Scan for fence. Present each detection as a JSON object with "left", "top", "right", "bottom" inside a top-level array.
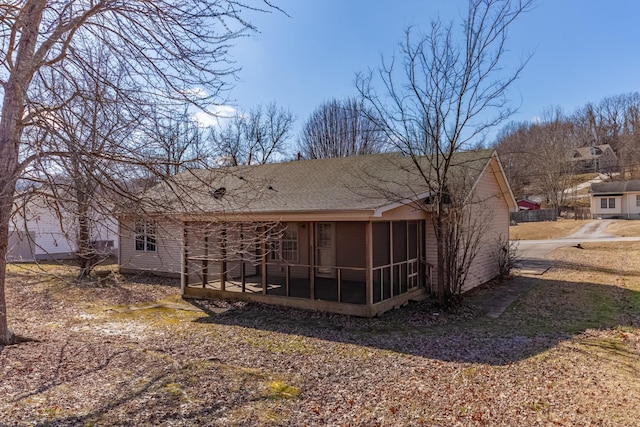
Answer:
[
  {"left": 510, "top": 208, "right": 557, "bottom": 223},
  {"left": 572, "top": 206, "right": 591, "bottom": 220}
]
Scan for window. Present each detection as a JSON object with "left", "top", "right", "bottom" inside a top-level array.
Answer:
[
  {"left": 134, "top": 220, "right": 157, "bottom": 252},
  {"left": 609, "top": 198, "right": 616, "bottom": 209},
  {"left": 636, "top": 195, "right": 640, "bottom": 207},
  {"left": 269, "top": 222, "right": 298, "bottom": 262},
  {"left": 601, "top": 198, "right": 607, "bottom": 209}
]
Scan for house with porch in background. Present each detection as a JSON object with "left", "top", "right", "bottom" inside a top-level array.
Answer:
[
  {"left": 569, "top": 144, "right": 618, "bottom": 173},
  {"left": 118, "top": 149, "right": 516, "bottom": 317}
]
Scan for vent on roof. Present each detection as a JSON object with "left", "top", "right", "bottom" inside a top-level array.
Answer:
[{"left": 211, "top": 187, "right": 226, "bottom": 199}]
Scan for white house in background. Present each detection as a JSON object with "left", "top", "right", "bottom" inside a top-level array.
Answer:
[
  {"left": 590, "top": 180, "right": 640, "bottom": 219},
  {"left": 8, "top": 192, "right": 118, "bottom": 262}
]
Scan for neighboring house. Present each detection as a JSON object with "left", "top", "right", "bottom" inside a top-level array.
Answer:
[
  {"left": 517, "top": 198, "right": 540, "bottom": 211},
  {"left": 590, "top": 180, "right": 640, "bottom": 219},
  {"left": 569, "top": 144, "right": 618, "bottom": 173},
  {"left": 8, "top": 192, "right": 118, "bottom": 262},
  {"left": 118, "top": 149, "right": 516, "bottom": 317}
]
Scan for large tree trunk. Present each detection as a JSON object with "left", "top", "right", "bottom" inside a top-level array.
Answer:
[{"left": 0, "top": 0, "right": 46, "bottom": 346}]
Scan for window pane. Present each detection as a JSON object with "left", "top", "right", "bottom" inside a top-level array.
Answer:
[
  {"left": 609, "top": 198, "right": 615, "bottom": 208},
  {"left": 601, "top": 198, "right": 607, "bottom": 209},
  {"left": 135, "top": 236, "right": 145, "bottom": 251}
]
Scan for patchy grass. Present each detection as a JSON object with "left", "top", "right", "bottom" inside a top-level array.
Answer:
[
  {"left": 2, "top": 250, "right": 640, "bottom": 425},
  {"left": 605, "top": 220, "right": 640, "bottom": 237},
  {"left": 509, "top": 219, "right": 589, "bottom": 240}
]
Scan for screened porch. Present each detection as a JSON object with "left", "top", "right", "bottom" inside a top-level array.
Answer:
[{"left": 181, "top": 219, "right": 430, "bottom": 316}]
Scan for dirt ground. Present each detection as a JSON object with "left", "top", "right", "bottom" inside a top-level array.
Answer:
[{"left": 1, "top": 244, "right": 640, "bottom": 426}]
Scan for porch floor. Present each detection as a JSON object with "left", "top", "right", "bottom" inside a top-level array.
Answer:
[{"left": 187, "top": 274, "right": 367, "bottom": 305}]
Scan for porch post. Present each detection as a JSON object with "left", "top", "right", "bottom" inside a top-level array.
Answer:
[
  {"left": 181, "top": 222, "right": 188, "bottom": 293},
  {"left": 365, "top": 221, "right": 373, "bottom": 306},
  {"left": 202, "top": 229, "right": 208, "bottom": 288},
  {"left": 240, "top": 224, "right": 246, "bottom": 292},
  {"left": 389, "top": 221, "right": 394, "bottom": 299},
  {"left": 261, "top": 225, "right": 267, "bottom": 294},
  {"left": 309, "top": 221, "right": 315, "bottom": 300},
  {"left": 220, "top": 224, "right": 227, "bottom": 291}
]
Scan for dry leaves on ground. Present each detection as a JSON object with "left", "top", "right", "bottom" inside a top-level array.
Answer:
[{"left": 1, "top": 249, "right": 640, "bottom": 426}]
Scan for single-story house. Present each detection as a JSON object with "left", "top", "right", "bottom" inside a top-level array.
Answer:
[
  {"left": 8, "top": 191, "right": 118, "bottom": 262},
  {"left": 569, "top": 144, "right": 618, "bottom": 173},
  {"left": 517, "top": 198, "right": 540, "bottom": 211},
  {"left": 590, "top": 180, "right": 640, "bottom": 219},
  {"left": 118, "top": 149, "right": 516, "bottom": 316}
]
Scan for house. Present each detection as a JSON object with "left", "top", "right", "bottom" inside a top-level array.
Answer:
[
  {"left": 517, "top": 198, "right": 540, "bottom": 211},
  {"left": 118, "top": 149, "right": 516, "bottom": 317},
  {"left": 590, "top": 180, "right": 640, "bottom": 219},
  {"left": 569, "top": 144, "right": 618, "bottom": 173},
  {"left": 8, "top": 191, "right": 118, "bottom": 262}
]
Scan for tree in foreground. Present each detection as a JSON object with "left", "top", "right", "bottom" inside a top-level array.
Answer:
[
  {"left": 297, "top": 97, "right": 386, "bottom": 159},
  {"left": 0, "top": 0, "right": 276, "bottom": 345},
  {"left": 357, "top": 0, "right": 532, "bottom": 305}
]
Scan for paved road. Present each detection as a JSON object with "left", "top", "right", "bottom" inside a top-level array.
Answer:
[{"left": 513, "top": 220, "right": 640, "bottom": 274}]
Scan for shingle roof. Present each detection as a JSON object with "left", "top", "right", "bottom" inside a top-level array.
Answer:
[
  {"left": 570, "top": 144, "right": 614, "bottom": 161},
  {"left": 590, "top": 180, "right": 640, "bottom": 194},
  {"left": 138, "top": 149, "right": 495, "bottom": 215}
]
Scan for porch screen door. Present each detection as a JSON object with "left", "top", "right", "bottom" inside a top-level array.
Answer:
[{"left": 316, "top": 222, "right": 335, "bottom": 278}]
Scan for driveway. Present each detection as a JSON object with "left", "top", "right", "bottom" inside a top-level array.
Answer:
[{"left": 514, "top": 219, "right": 640, "bottom": 274}]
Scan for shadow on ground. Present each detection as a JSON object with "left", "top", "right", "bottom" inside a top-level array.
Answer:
[{"left": 189, "top": 275, "right": 640, "bottom": 366}]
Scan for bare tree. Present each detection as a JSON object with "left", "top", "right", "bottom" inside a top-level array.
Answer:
[
  {"left": 212, "top": 103, "right": 294, "bottom": 165},
  {"left": 0, "top": 0, "right": 276, "bottom": 345},
  {"left": 357, "top": 0, "right": 532, "bottom": 305},
  {"left": 145, "top": 106, "right": 212, "bottom": 178},
  {"left": 297, "top": 97, "right": 386, "bottom": 159}
]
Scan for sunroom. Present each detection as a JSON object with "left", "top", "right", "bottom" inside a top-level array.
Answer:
[{"left": 181, "top": 219, "right": 430, "bottom": 317}]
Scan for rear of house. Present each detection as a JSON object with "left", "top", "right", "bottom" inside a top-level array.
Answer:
[{"left": 118, "top": 150, "right": 516, "bottom": 316}]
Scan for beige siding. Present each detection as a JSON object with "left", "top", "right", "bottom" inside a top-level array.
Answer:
[
  {"left": 119, "top": 217, "right": 182, "bottom": 275},
  {"left": 422, "top": 157, "right": 511, "bottom": 294},
  {"left": 463, "top": 158, "right": 510, "bottom": 291}
]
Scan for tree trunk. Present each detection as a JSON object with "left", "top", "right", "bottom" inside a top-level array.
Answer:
[
  {"left": 434, "top": 210, "right": 446, "bottom": 306},
  {"left": 0, "top": 200, "right": 14, "bottom": 345},
  {"left": 0, "top": 0, "right": 46, "bottom": 345}
]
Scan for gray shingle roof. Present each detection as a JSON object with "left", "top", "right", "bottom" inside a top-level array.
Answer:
[
  {"left": 590, "top": 180, "right": 640, "bottom": 194},
  {"left": 138, "top": 149, "right": 495, "bottom": 215},
  {"left": 570, "top": 144, "right": 613, "bottom": 161}
]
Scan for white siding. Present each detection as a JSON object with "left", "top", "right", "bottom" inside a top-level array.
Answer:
[
  {"left": 119, "top": 217, "right": 182, "bottom": 275},
  {"left": 10, "top": 194, "right": 119, "bottom": 260},
  {"left": 591, "top": 195, "right": 623, "bottom": 216}
]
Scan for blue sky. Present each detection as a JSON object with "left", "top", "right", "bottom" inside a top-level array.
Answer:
[{"left": 213, "top": 0, "right": 640, "bottom": 146}]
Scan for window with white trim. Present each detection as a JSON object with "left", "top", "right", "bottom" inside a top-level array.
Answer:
[
  {"left": 600, "top": 198, "right": 607, "bottom": 209},
  {"left": 636, "top": 195, "right": 640, "bottom": 207},
  {"left": 608, "top": 198, "right": 616, "bottom": 209},
  {"left": 269, "top": 222, "right": 298, "bottom": 262},
  {"left": 134, "top": 220, "right": 157, "bottom": 252}
]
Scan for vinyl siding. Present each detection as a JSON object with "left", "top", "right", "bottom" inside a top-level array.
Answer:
[
  {"left": 119, "top": 217, "right": 182, "bottom": 275},
  {"left": 462, "top": 158, "right": 510, "bottom": 291},
  {"left": 422, "top": 157, "right": 510, "bottom": 293}
]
